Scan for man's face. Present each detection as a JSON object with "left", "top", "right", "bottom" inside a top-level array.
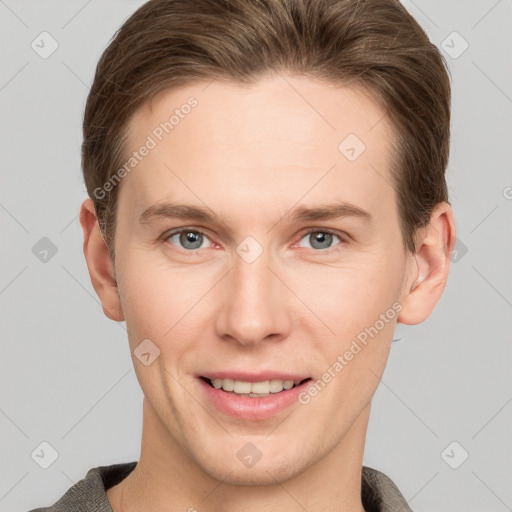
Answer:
[{"left": 113, "top": 73, "right": 416, "bottom": 484}]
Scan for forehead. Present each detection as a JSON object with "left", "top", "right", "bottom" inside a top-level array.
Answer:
[{"left": 119, "top": 73, "right": 396, "bottom": 230}]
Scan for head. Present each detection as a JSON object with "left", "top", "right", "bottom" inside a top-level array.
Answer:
[{"left": 80, "top": 0, "right": 455, "bottom": 486}]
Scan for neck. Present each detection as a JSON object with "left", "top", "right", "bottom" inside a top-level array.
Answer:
[{"left": 108, "top": 398, "right": 370, "bottom": 512}]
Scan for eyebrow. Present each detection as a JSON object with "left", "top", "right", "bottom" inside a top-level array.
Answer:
[{"left": 139, "top": 201, "right": 373, "bottom": 227}]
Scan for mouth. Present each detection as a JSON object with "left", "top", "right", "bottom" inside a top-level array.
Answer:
[
  {"left": 199, "top": 376, "right": 312, "bottom": 397},
  {"left": 197, "top": 374, "right": 314, "bottom": 420}
]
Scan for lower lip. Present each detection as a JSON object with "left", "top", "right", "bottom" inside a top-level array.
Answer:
[{"left": 198, "top": 377, "right": 312, "bottom": 421}]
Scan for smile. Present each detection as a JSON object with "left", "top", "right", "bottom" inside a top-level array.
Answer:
[{"left": 197, "top": 374, "right": 313, "bottom": 420}]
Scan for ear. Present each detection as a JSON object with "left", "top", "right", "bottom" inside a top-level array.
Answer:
[
  {"left": 79, "top": 198, "right": 125, "bottom": 322},
  {"left": 397, "top": 202, "right": 456, "bottom": 325}
]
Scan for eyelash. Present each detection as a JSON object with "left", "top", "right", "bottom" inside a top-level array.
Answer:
[{"left": 161, "top": 227, "right": 347, "bottom": 254}]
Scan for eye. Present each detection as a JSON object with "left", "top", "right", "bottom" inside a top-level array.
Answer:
[
  {"left": 164, "top": 228, "right": 212, "bottom": 251},
  {"left": 162, "top": 227, "right": 346, "bottom": 253},
  {"left": 297, "top": 229, "right": 345, "bottom": 252}
]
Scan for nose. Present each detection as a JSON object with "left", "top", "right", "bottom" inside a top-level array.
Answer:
[{"left": 215, "top": 244, "right": 292, "bottom": 347}]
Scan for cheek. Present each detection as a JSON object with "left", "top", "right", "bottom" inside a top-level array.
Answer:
[
  {"left": 294, "top": 259, "right": 402, "bottom": 339},
  {"left": 117, "top": 255, "right": 215, "bottom": 349},
  {"left": 116, "top": 261, "right": 205, "bottom": 397},
  {"left": 302, "top": 273, "right": 399, "bottom": 418}
]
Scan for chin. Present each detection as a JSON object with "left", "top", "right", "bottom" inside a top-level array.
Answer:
[
  {"left": 190, "top": 437, "right": 316, "bottom": 487},
  {"left": 203, "top": 458, "right": 304, "bottom": 487}
]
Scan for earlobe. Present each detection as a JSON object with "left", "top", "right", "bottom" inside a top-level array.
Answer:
[
  {"left": 79, "top": 198, "right": 125, "bottom": 322},
  {"left": 397, "top": 202, "right": 456, "bottom": 325}
]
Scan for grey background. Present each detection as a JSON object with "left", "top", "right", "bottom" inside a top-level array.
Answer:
[{"left": 1, "top": 1, "right": 511, "bottom": 511}]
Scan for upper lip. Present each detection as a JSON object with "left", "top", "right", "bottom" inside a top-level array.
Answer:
[{"left": 199, "top": 371, "right": 311, "bottom": 383}]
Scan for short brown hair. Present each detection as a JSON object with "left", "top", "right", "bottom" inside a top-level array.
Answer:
[{"left": 82, "top": 0, "right": 451, "bottom": 268}]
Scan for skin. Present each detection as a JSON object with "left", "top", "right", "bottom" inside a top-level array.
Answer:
[{"left": 79, "top": 73, "right": 456, "bottom": 511}]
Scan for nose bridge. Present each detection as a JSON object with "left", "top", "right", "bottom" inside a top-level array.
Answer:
[{"left": 215, "top": 237, "right": 289, "bottom": 345}]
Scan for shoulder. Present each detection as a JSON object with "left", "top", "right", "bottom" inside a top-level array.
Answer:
[
  {"left": 361, "top": 465, "right": 413, "bottom": 512},
  {"left": 27, "top": 461, "right": 137, "bottom": 512}
]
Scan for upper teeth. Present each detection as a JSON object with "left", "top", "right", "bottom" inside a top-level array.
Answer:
[{"left": 210, "top": 378, "right": 300, "bottom": 394}]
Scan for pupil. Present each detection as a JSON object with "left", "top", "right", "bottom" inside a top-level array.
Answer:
[
  {"left": 312, "top": 232, "right": 332, "bottom": 249},
  {"left": 181, "top": 231, "right": 202, "bottom": 249}
]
